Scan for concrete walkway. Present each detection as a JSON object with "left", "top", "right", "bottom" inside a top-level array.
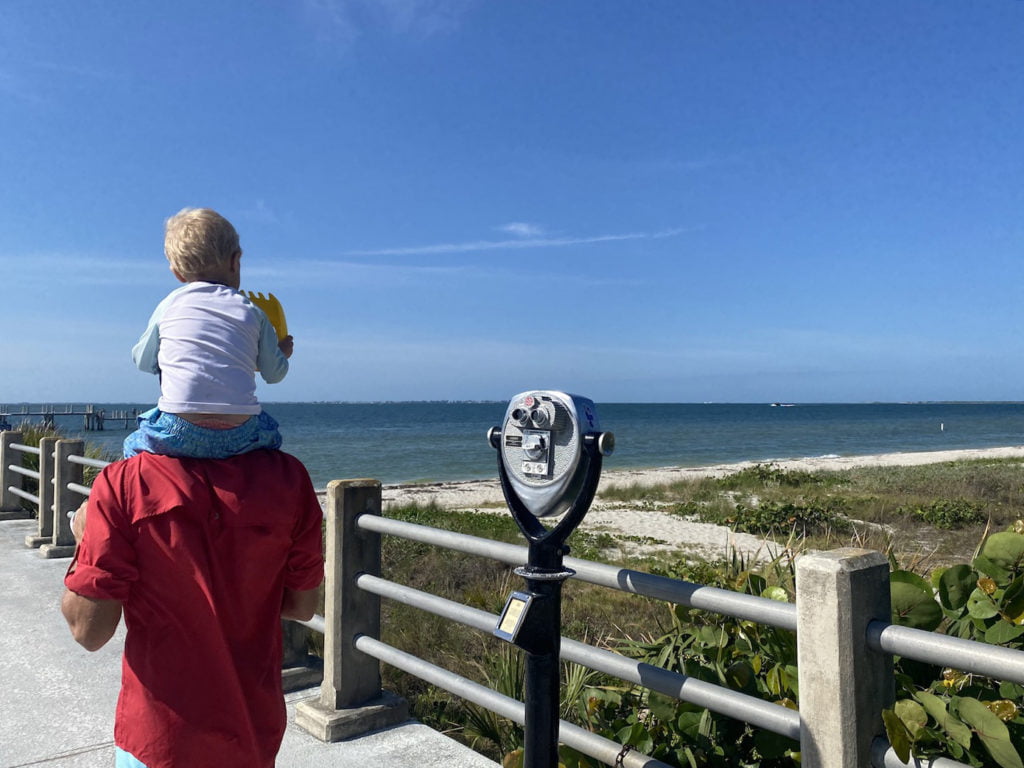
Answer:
[{"left": 0, "top": 518, "right": 497, "bottom": 768}]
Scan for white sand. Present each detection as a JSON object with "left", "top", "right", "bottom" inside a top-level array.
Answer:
[{"left": 341, "top": 446, "right": 1024, "bottom": 562}]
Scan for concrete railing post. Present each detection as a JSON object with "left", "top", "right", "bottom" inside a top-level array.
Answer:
[
  {"left": 796, "top": 548, "right": 894, "bottom": 768},
  {"left": 39, "top": 439, "right": 83, "bottom": 559},
  {"left": 296, "top": 478, "right": 408, "bottom": 741},
  {"left": 25, "top": 436, "right": 59, "bottom": 548},
  {"left": 281, "top": 620, "right": 323, "bottom": 693},
  {"left": 0, "top": 431, "right": 31, "bottom": 519}
]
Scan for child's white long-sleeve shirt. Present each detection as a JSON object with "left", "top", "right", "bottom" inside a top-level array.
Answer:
[{"left": 132, "top": 282, "right": 288, "bottom": 415}]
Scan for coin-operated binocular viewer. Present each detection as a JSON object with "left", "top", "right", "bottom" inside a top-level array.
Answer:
[{"left": 487, "top": 391, "right": 614, "bottom": 768}]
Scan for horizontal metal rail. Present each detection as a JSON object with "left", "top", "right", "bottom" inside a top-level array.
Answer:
[
  {"left": 355, "top": 634, "right": 674, "bottom": 768},
  {"left": 868, "top": 621, "right": 1024, "bottom": 686},
  {"left": 298, "top": 614, "right": 326, "bottom": 635},
  {"left": 356, "top": 573, "right": 801, "bottom": 741},
  {"left": 68, "top": 455, "right": 111, "bottom": 470},
  {"left": 362, "top": 514, "right": 1024, "bottom": 687},
  {"left": 8, "top": 464, "right": 39, "bottom": 480},
  {"left": 66, "top": 483, "right": 92, "bottom": 498},
  {"left": 871, "top": 737, "right": 970, "bottom": 768},
  {"left": 10, "top": 443, "right": 41, "bottom": 456},
  {"left": 566, "top": 557, "right": 797, "bottom": 632},
  {"left": 359, "top": 514, "right": 797, "bottom": 630},
  {"left": 7, "top": 486, "right": 39, "bottom": 504}
]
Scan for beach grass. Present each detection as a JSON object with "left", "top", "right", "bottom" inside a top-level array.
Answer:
[{"left": 598, "top": 457, "right": 1024, "bottom": 565}]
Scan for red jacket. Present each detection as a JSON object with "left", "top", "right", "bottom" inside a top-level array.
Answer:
[{"left": 65, "top": 451, "right": 324, "bottom": 768}]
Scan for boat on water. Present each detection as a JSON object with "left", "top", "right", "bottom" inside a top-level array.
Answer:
[{"left": 770, "top": 403, "right": 796, "bottom": 407}]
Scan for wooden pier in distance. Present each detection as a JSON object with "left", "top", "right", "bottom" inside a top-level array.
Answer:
[{"left": 0, "top": 405, "right": 137, "bottom": 431}]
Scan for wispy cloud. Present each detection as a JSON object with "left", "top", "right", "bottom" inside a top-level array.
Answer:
[
  {"left": 6, "top": 253, "right": 160, "bottom": 287},
  {"left": 239, "top": 199, "right": 280, "bottom": 225},
  {"left": 0, "top": 57, "right": 123, "bottom": 105},
  {"left": 302, "top": 0, "right": 474, "bottom": 47},
  {"left": 497, "top": 222, "right": 545, "bottom": 238},
  {"left": 341, "top": 227, "right": 690, "bottom": 257}
]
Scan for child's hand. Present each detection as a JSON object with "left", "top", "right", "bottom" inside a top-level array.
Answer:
[{"left": 278, "top": 335, "right": 294, "bottom": 359}]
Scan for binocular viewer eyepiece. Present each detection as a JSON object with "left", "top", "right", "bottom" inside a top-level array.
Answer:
[{"left": 488, "top": 391, "right": 614, "bottom": 519}]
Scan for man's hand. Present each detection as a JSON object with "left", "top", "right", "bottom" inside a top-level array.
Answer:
[
  {"left": 281, "top": 586, "right": 319, "bottom": 621},
  {"left": 278, "top": 335, "right": 294, "bottom": 359},
  {"left": 70, "top": 499, "right": 88, "bottom": 543}
]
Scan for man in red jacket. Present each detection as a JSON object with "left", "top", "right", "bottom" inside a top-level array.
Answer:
[{"left": 61, "top": 450, "right": 324, "bottom": 768}]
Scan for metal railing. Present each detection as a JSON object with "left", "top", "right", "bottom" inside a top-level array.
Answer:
[
  {"left": 294, "top": 480, "right": 1024, "bottom": 768},
  {"left": 6, "top": 433, "right": 1023, "bottom": 767}
]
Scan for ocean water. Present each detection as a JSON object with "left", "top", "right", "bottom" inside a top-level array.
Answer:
[{"left": 6, "top": 401, "right": 1024, "bottom": 490}]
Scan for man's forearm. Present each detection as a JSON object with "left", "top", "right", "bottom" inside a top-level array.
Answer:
[
  {"left": 61, "top": 590, "right": 122, "bottom": 651},
  {"left": 281, "top": 586, "right": 319, "bottom": 621}
]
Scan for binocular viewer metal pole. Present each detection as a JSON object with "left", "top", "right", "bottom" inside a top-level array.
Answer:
[{"left": 488, "top": 392, "right": 614, "bottom": 768}]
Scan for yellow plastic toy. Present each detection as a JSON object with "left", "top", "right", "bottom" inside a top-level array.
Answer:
[{"left": 245, "top": 291, "right": 288, "bottom": 341}]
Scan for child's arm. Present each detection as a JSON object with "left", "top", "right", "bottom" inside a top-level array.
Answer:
[
  {"left": 255, "top": 311, "right": 289, "bottom": 384},
  {"left": 131, "top": 316, "right": 161, "bottom": 374},
  {"left": 132, "top": 292, "right": 179, "bottom": 374}
]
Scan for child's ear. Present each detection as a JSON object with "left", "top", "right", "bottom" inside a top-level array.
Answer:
[{"left": 170, "top": 267, "right": 187, "bottom": 283}]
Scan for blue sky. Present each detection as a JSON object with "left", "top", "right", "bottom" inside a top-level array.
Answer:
[{"left": 2, "top": 0, "right": 1022, "bottom": 404}]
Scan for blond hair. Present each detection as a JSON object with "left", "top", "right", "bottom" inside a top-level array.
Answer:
[{"left": 164, "top": 208, "right": 240, "bottom": 282}]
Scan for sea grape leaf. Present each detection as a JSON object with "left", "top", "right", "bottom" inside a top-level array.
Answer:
[
  {"left": 1003, "top": 577, "right": 1024, "bottom": 624},
  {"left": 985, "top": 620, "right": 1024, "bottom": 645},
  {"left": 939, "top": 564, "right": 977, "bottom": 611},
  {"left": 891, "top": 581, "right": 944, "bottom": 630},
  {"left": 676, "top": 710, "right": 703, "bottom": 739},
  {"left": 882, "top": 708, "right": 913, "bottom": 763},
  {"left": 957, "top": 697, "right": 1024, "bottom": 768},
  {"left": 895, "top": 699, "right": 928, "bottom": 737},
  {"left": 762, "top": 586, "right": 789, "bottom": 602},
  {"left": 724, "top": 661, "right": 757, "bottom": 694},
  {"left": 915, "top": 691, "right": 972, "bottom": 748},
  {"left": 967, "top": 588, "right": 1000, "bottom": 620},
  {"left": 982, "top": 533, "right": 1024, "bottom": 574},
  {"left": 648, "top": 691, "right": 679, "bottom": 723},
  {"left": 753, "top": 728, "right": 797, "bottom": 760},
  {"left": 974, "top": 555, "right": 1010, "bottom": 583},
  {"left": 891, "top": 570, "right": 934, "bottom": 593},
  {"left": 999, "top": 682, "right": 1024, "bottom": 701}
]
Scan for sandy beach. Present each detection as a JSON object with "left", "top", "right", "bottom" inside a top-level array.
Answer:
[{"left": 329, "top": 446, "right": 1024, "bottom": 562}]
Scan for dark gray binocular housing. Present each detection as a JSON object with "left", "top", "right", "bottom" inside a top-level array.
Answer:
[{"left": 488, "top": 391, "right": 614, "bottom": 519}]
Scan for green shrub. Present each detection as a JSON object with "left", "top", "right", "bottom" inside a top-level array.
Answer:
[
  {"left": 722, "top": 499, "right": 851, "bottom": 537},
  {"left": 718, "top": 462, "right": 835, "bottom": 490},
  {"left": 885, "top": 523, "right": 1024, "bottom": 768},
  {"left": 906, "top": 499, "right": 987, "bottom": 530}
]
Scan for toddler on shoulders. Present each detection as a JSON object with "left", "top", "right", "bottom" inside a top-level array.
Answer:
[{"left": 124, "top": 207, "right": 294, "bottom": 460}]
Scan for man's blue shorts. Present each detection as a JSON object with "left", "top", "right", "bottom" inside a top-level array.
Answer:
[
  {"left": 123, "top": 407, "right": 282, "bottom": 460},
  {"left": 115, "top": 747, "right": 148, "bottom": 768}
]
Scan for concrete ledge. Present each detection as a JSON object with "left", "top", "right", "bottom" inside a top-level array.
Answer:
[
  {"left": 25, "top": 534, "right": 48, "bottom": 549},
  {"left": 0, "top": 508, "right": 33, "bottom": 521},
  {"left": 38, "top": 543, "right": 76, "bottom": 559},
  {"left": 283, "top": 658, "right": 324, "bottom": 693},
  {"left": 295, "top": 691, "right": 409, "bottom": 742}
]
